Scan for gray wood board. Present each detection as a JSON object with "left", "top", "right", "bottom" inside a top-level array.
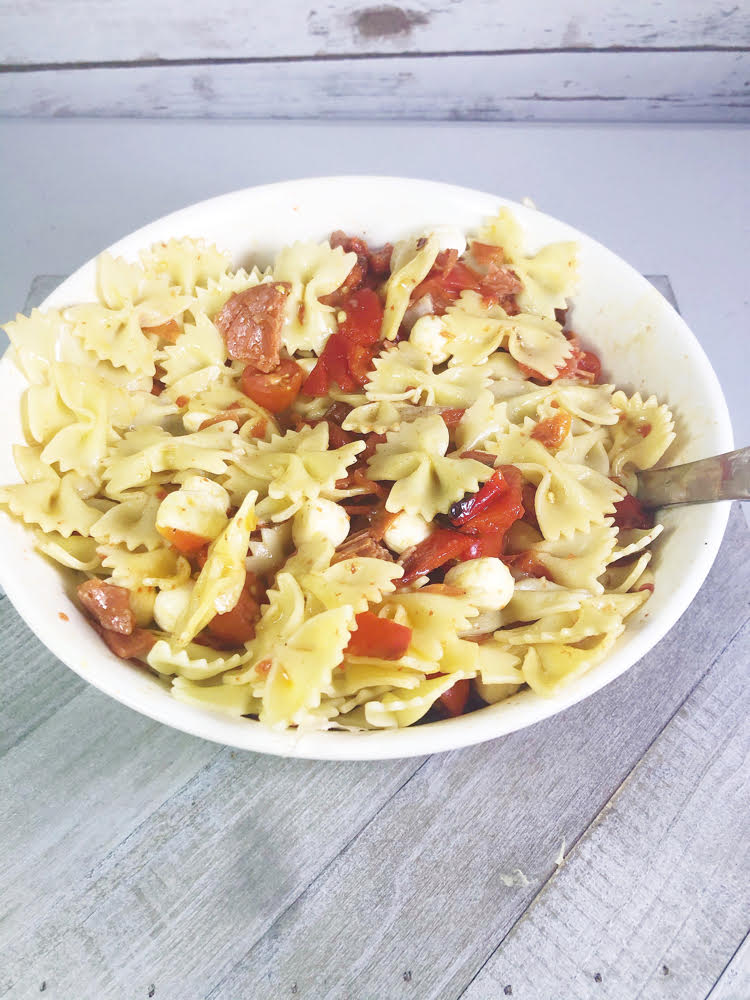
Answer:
[
  {"left": 3, "top": 0, "right": 747, "bottom": 63},
  {"left": 4, "top": 51, "right": 748, "bottom": 121},
  {"left": 0, "top": 506, "right": 746, "bottom": 999}
]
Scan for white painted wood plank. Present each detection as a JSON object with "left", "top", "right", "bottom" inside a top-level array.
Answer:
[
  {"left": 201, "top": 511, "right": 749, "bottom": 1000},
  {"left": 0, "top": 509, "right": 744, "bottom": 999},
  {"left": 1, "top": 0, "right": 746, "bottom": 64},
  {"left": 0, "top": 745, "right": 425, "bottom": 998},
  {"left": 462, "top": 620, "right": 750, "bottom": 1000},
  {"left": 0, "top": 597, "right": 84, "bottom": 755},
  {"left": 3, "top": 51, "right": 748, "bottom": 121},
  {"left": 706, "top": 932, "right": 750, "bottom": 1000}
]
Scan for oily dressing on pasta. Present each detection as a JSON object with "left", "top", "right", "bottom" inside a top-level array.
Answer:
[{"left": 0, "top": 211, "right": 675, "bottom": 732}]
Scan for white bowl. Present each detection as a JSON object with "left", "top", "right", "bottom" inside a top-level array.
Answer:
[{"left": 0, "top": 177, "right": 733, "bottom": 759}]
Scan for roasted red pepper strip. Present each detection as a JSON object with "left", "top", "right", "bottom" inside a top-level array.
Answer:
[
  {"left": 612, "top": 493, "right": 654, "bottom": 530},
  {"left": 345, "top": 611, "right": 412, "bottom": 660},
  {"left": 449, "top": 470, "right": 508, "bottom": 526},
  {"left": 337, "top": 288, "right": 383, "bottom": 345},
  {"left": 303, "top": 290, "right": 384, "bottom": 396},
  {"left": 449, "top": 466, "right": 524, "bottom": 533},
  {"left": 438, "top": 678, "right": 471, "bottom": 717},
  {"left": 530, "top": 410, "right": 572, "bottom": 449},
  {"left": 399, "top": 529, "right": 475, "bottom": 584}
]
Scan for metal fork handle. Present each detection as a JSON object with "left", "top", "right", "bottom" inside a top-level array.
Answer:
[{"left": 636, "top": 446, "right": 750, "bottom": 508}]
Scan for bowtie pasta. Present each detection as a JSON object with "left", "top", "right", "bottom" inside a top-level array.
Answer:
[{"left": 1, "top": 211, "right": 675, "bottom": 731}]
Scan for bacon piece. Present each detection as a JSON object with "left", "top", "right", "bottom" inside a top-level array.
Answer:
[
  {"left": 98, "top": 626, "right": 155, "bottom": 660},
  {"left": 214, "top": 283, "right": 291, "bottom": 372},
  {"left": 78, "top": 579, "right": 135, "bottom": 635},
  {"left": 333, "top": 530, "right": 394, "bottom": 563}
]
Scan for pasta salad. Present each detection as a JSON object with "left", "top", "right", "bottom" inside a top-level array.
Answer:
[{"left": 0, "top": 209, "right": 675, "bottom": 731}]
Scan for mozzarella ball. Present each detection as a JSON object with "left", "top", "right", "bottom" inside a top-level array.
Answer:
[
  {"left": 409, "top": 315, "right": 451, "bottom": 364},
  {"left": 292, "top": 499, "right": 350, "bottom": 549},
  {"left": 156, "top": 476, "right": 230, "bottom": 543},
  {"left": 444, "top": 557, "right": 515, "bottom": 611},
  {"left": 383, "top": 511, "right": 433, "bottom": 555},
  {"left": 153, "top": 582, "right": 194, "bottom": 634}
]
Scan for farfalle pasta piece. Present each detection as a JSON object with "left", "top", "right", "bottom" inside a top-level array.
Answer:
[
  {"left": 555, "top": 424, "right": 611, "bottom": 476},
  {"left": 65, "top": 303, "right": 156, "bottom": 376},
  {"left": 504, "top": 382, "right": 618, "bottom": 426},
  {"left": 529, "top": 521, "right": 618, "bottom": 594},
  {"left": 194, "top": 267, "right": 270, "bottom": 318},
  {"left": 301, "top": 553, "right": 403, "bottom": 614},
  {"left": 0, "top": 445, "right": 100, "bottom": 538},
  {"left": 609, "top": 391, "right": 676, "bottom": 490},
  {"left": 245, "top": 522, "right": 294, "bottom": 577},
  {"left": 172, "top": 490, "right": 258, "bottom": 646},
  {"left": 342, "top": 400, "right": 424, "bottom": 435},
  {"left": 610, "top": 523, "right": 664, "bottom": 561},
  {"left": 159, "top": 312, "right": 227, "bottom": 401},
  {"left": 365, "top": 341, "right": 490, "bottom": 408},
  {"left": 273, "top": 241, "right": 357, "bottom": 354},
  {"left": 521, "top": 633, "right": 620, "bottom": 698},
  {"left": 171, "top": 676, "right": 261, "bottom": 716},
  {"left": 455, "top": 391, "right": 512, "bottom": 452},
  {"left": 260, "top": 606, "right": 356, "bottom": 729},
  {"left": 367, "top": 413, "right": 492, "bottom": 519},
  {"left": 382, "top": 234, "right": 440, "bottom": 341},
  {"left": 90, "top": 490, "right": 163, "bottom": 551},
  {"left": 499, "top": 591, "right": 646, "bottom": 646},
  {"left": 32, "top": 530, "right": 101, "bottom": 572},
  {"left": 139, "top": 238, "right": 231, "bottom": 294},
  {"left": 364, "top": 670, "right": 473, "bottom": 728},
  {"left": 3, "top": 308, "right": 66, "bottom": 384},
  {"left": 229, "top": 422, "right": 363, "bottom": 520},
  {"left": 327, "top": 658, "right": 426, "bottom": 699},
  {"left": 499, "top": 579, "right": 590, "bottom": 627},
  {"left": 102, "top": 422, "right": 236, "bottom": 498},
  {"left": 488, "top": 427, "right": 624, "bottom": 540},
  {"left": 381, "top": 591, "right": 479, "bottom": 662},
  {"left": 98, "top": 545, "right": 191, "bottom": 592},
  {"left": 476, "top": 209, "right": 578, "bottom": 319},
  {"left": 148, "top": 639, "right": 249, "bottom": 680},
  {"left": 181, "top": 382, "right": 275, "bottom": 437}
]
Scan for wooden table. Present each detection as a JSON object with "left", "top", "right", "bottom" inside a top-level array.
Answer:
[{"left": 0, "top": 121, "right": 748, "bottom": 1000}]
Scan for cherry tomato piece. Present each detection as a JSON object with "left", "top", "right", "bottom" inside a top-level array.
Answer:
[
  {"left": 240, "top": 358, "right": 304, "bottom": 414},
  {"left": 345, "top": 611, "right": 412, "bottom": 660},
  {"left": 439, "top": 678, "right": 471, "bottom": 717},
  {"left": 158, "top": 526, "right": 212, "bottom": 557},
  {"left": 205, "top": 575, "right": 261, "bottom": 646}
]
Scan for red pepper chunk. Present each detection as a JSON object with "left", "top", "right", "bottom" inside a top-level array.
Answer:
[
  {"left": 345, "top": 611, "right": 412, "bottom": 660},
  {"left": 531, "top": 410, "right": 572, "bottom": 450},
  {"left": 439, "top": 678, "right": 471, "bottom": 717},
  {"left": 337, "top": 288, "right": 383, "bottom": 345},
  {"left": 449, "top": 466, "right": 524, "bottom": 535},
  {"left": 399, "top": 529, "right": 475, "bottom": 584},
  {"left": 612, "top": 493, "right": 654, "bottom": 530},
  {"left": 303, "top": 289, "right": 383, "bottom": 396}
]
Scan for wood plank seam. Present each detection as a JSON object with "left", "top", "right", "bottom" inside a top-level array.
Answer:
[
  {"left": 453, "top": 607, "right": 750, "bottom": 1000},
  {"left": 2, "top": 44, "right": 748, "bottom": 74},
  {"left": 703, "top": 929, "right": 750, "bottom": 999},
  {"left": 203, "top": 756, "right": 432, "bottom": 1000}
]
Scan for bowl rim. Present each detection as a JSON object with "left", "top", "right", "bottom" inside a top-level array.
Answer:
[{"left": 0, "top": 174, "right": 734, "bottom": 759}]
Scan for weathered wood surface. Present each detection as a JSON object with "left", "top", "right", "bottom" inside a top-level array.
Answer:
[
  {"left": 0, "top": 502, "right": 746, "bottom": 999},
  {"left": 1, "top": 0, "right": 748, "bottom": 121},
  {"left": 3, "top": 51, "right": 748, "bottom": 121},
  {"left": 3, "top": 0, "right": 747, "bottom": 64}
]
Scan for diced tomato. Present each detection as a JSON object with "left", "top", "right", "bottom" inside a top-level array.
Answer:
[
  {"left": 531, "top": 410, "right": 572, "bottom": 449},
  {"left": 399, "top": 529, "right": 474, "bottom": 584},
  {"left": 347, "top": 342, "right": 378, "bottom": 386},
  {"left": 440, "top": 407, "right": 465, "bottom": 430},
  {"left": 612, "top": 493, "right": 654, "bottom": 530},
  {"left": 502, "top": 551, "right": 553, "bottom": 580},
  {"left": 240, "top": 357, "right": 304, "bottom": 414},
  {"left": 438, "top": 678, "right": 471, "bottom": 717},
  {"left": 141, "top": 317, "right": 181, "bottom": 343},
  {"left": 337, "top": 288, "right": 383, "bottom": 345},
  {"left": 205, "top": 574, "right": 262, "bottom": 646},
  {"left": 345, "top": 611, "right": 412, "bottom": 660},
  {"left": 158, "top": 526, "right": 212, "bottom": 557}
]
